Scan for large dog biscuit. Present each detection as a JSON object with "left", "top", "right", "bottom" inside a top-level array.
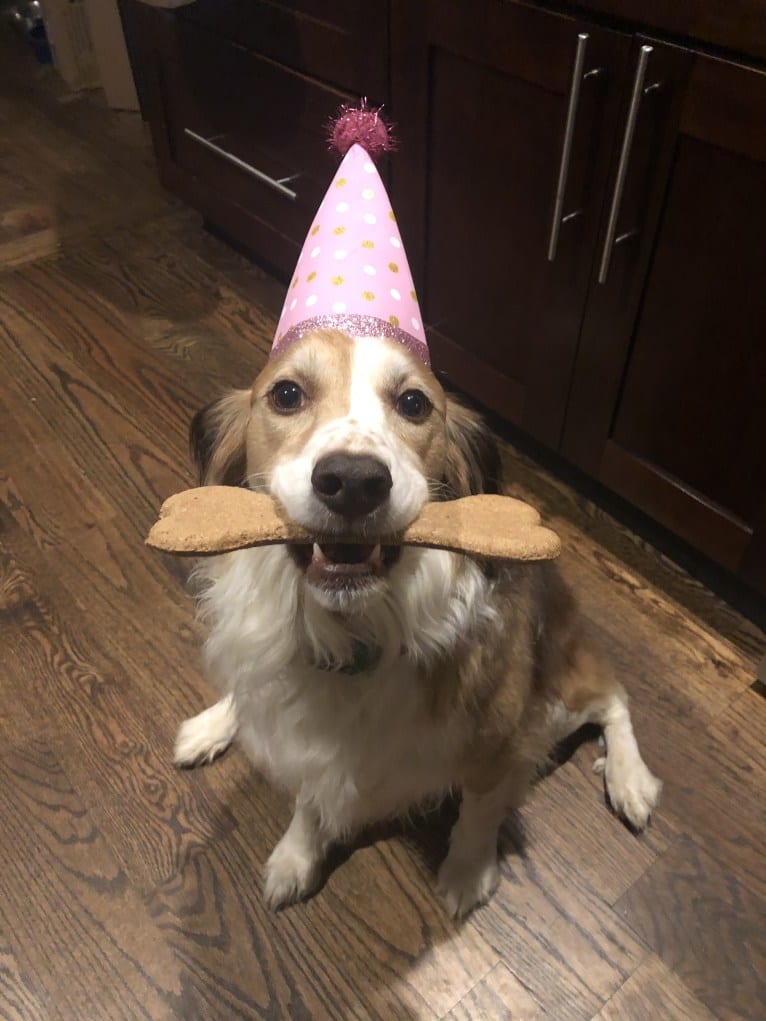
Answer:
[{"left": 146, "top": 487, "right": 561, "bottom": 562}]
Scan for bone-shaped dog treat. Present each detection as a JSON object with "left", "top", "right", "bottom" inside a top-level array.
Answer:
[{"left": 146, "top": 487, "right": 561, "bottom": 561}]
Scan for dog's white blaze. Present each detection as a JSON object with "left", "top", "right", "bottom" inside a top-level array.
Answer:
[
  {"left": 348, "top": 337, "right": 390, "bottom": 433},
  {"left": 270, "top": 336, "right": 429, "bottom": 534},
  {"left": 345, "top": 337, "right": 429, "bottom": 519}
]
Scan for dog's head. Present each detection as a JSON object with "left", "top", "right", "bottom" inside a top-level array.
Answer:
[{"left": 191, "top": 330, "right": 499, "bottom": 609}]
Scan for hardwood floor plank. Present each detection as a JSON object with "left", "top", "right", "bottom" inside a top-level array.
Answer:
[
  {"left": 1, "top": 215, "right": 279, "bottom": 419},
  {"left": 465, "top": 872, "right": 647, "bottom": 1020},
  {"left": 627, "top": 710, "right": 766, "bottom": 901},
  {"left": 0, "top": 740, "right": 183, "bottom": 1020},
  {"left": 151, "top": 843, "right": 390, "bottom": 1021},
  {"left": 2, "top": 261, "right": 213, "bottom": 416},
  {"left": 345, "top": 838, "right": 498, "bottom": 1017},
  {"left": 590, "top": 953, "right": 719, "bottom": 1021},
  {"left": 0, "top": 223, "right": 271, "bottom": 542},
  {"left": 709, "top": 687, "right": 766, "bottom": 780},
  {"left": 499, "top": 444, "right": 765, "bottom": 664},
  {"left": 0, "top": 303, "right": 189, "bottom": 519},
  {"left": 1, "top": 392, "right": 192, "bottom": 631},
  {"left": 554, "top": 544, "right": 752, "bottom": 725},
  {"left": 452, "top": 763, "right": 652, "bottom": 1021},
  {"left": 555, "top": 622, "right": 766, "bottom": 900},
  {"left": 521, "top": 759, "right": 674, "bottom": 901},
  {"left": 55, "top": 219, "right": 281, "bottom": 373},
  {"left": 1, "top": 379, "right": 256, "bottom": 826},
  {"left": 150, "top": 774, "right": 499, "bottom": 1020},
  {"left": 443, "top": 963, "right": 546, "bottom": 1020},
  {"left": 0, "top": 545, "right": 236, "bottom": 894},
  {"left": 0, "top": 547, "right": 38, "bottom": 745},
  {"left": 0, "top": 113, "right": 169, "bottom": 267},
  {"left": 0, "top": 268, "right": 195, "bottom": 442},
  {"left": 534, "top": 546, "right": 766, "bottom": 900},
  {"left": 616, "top": 835, "right": 766, "bottom": 1021},
  {"left": 0, "top": 936, "right": 45, "bottom": 1021},
  {"left": 0, "top": 407, "right": 217, "bottom": 727}
]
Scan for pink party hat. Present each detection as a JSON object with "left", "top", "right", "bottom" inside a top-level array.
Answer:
[{"left": 272, "top": 104, "right": 428, "bottom": 365}]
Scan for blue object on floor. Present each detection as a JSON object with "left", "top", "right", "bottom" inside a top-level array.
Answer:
[{"left": 29, "top": 22, "right": 52, "bottom": 64}]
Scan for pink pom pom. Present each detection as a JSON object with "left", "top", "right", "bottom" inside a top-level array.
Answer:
[{"left": 328, "top": 100, "right": 396, "bottom": 161}]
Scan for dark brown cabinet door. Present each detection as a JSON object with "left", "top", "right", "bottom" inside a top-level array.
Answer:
[
  {"left": 563, "top": 45, "right": 766, "bottom": 586},
  {"left": 122, "top": 1, "right": 388, "bottom": 278},
  {"left": 391, "top": 0, "right": 629, "bottom": 447},
  {"left": 163, "top": 18, "right": 352, "bottom": 274},
  {"left": 177, "top": 0, "right": 388, "bottom": 97}
]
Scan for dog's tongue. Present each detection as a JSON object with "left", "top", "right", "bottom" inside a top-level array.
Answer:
[{"left": 319, "top": 543, "right": 376, "bottom": 564}]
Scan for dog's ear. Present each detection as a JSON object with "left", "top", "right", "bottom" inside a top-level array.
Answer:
[
  {"left": 189, "top": 389, "right": 251, "bottom": 486},
  {"left": 443, "top": 394, "right": 502, "bottom": 498}
]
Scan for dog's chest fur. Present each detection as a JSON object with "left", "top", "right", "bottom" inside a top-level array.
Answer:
[
  {"left": 198, "top": 544, "right": 498, "bottom": 833},
  {"left": 238, "top": 658, "right": 467, "bottom": 832}
]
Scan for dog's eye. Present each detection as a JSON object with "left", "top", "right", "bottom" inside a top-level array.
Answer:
[
  {"left": 270, "top": 380, "right": 305, "bottom": 413},
  {"left": 396, "top": 389, "right": 432, "bottom": 422}
]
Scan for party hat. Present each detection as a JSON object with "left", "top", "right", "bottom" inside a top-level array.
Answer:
[{"left": 271, "top": 103, "right": 429, "bottom": 365}]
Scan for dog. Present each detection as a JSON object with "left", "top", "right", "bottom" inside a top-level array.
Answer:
[{"left": 174, "top": 328, "right": 661, "bottom": 917}]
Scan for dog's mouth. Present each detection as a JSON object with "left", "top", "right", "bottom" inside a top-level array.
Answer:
[{"left": 289, "top": 542, "right": 402, "bottom": 589}]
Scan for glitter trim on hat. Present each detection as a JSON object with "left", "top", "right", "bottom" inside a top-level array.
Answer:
[{"left": 272, "top": 313, "right": 430, "bottom": 365}]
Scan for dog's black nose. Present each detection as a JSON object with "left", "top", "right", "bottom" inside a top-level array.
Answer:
[{"left": 312, "top": 453, "right": 393, "bottom": 517}]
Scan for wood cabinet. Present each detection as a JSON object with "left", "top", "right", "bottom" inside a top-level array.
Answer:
[
  {"left": 563, "top": 49, "right": 766, "bottom": 583},
  {"left": 391, "top": 1, "right": 630, "bottom": 449},
  {"left": 391, "top": 1, "right": 766, "bottom": 593},
  {"left": 124, "top": 0, "right": 766, "bottom": 595},
  {"left": 122, "top": 0, "right": 388, "bottom": 278}
]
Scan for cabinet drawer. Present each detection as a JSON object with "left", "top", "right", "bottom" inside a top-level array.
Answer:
[
  {"left": 164, "top": 21, "right": 351, "bottom": 257},
  {"left": 177, "top": 0, "right": 388, "bottom": 97}
]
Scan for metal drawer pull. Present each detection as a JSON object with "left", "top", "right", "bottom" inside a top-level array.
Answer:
[
  {"left": 597, "top": 45, "right": 653, "bottom": 284},
  {"left": 547, "top": 34, "right": 600, "bottom": 262},
  {"left": 183, "top": 129, "right": 298, "bottom": 201}
]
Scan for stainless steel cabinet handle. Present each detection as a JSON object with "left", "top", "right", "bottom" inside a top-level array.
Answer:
[
  {"left": 183, "top": 129, "right": 298, "bottom": 201},
  {"left": 547, "top": 33, "right": 593, "bottom": 263},
  {"left": 597, "top": 45, "right": 653, "bottom": 284}
]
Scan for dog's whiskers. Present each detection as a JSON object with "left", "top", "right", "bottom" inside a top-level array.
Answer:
[
  {"left": 426, "top": 477, "right": 451, "bottom": 501},
  {"left": 243, "top": 471, "right": 270, "bottom": 492}
]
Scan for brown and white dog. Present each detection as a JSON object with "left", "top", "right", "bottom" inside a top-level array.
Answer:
[{"left": 174, "top": 328, "right": 661, "bottom": 917}]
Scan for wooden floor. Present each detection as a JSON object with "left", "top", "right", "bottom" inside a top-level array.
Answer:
[{"left": 1, "top": 30, "right": 765, "bottom": 1021}]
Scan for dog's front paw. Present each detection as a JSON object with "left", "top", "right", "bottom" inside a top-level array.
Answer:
[
  {"left": 263, "top": 838, "right": 321, "bottom": 911},
  {"left": 436, "top": 851, "right": 500, "bottom": 920},
  {"left": 595, "top": 753, "right": 662, "bottom": 831},
  {"left": 174, "top": 696, "right": 237, "bottom": 767}
]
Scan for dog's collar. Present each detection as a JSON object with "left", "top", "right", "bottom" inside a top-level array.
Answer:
[{"left": 319, "top": 640, "right": 383, "bottom": 677}]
